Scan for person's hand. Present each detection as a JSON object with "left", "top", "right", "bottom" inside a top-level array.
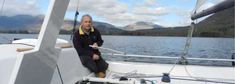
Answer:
[
  {"left": 92, "top": 43, "right": 98, "bottom": 49},
  {"left": 93, "top": 54, "right": 99, "bottom": 60}
]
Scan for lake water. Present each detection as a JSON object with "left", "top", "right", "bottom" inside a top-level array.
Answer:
[{"left": 0, "top": 34, "right": 234, "bottom": 66}]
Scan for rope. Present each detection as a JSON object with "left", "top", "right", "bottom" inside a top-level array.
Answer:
[
  {"left": 56, "top": 65, "right": 64, "bottom": 84},
  {"left": 184, "top": 65, "right": 203, "bottom": 81},
  {"left": 97, "top": 47, "right": 125, "bottom": 54},
  {"left": 94, "top": 46, "right": 235, "bottom": 83},
  {"left": 180, "top": 22, "right": 195, "bottom": 64},
  {"left": 89, "top": 45, "right": 125, "bottom": 54},
  {"left": 181, "top": 0, "right": 203, "bottom": 64},
  {"left": 107, "top": 69, "right": 234, "bottom": 83},
  {"left": 96, "top": 46, "right": 235, "bottom": 83},
  {"left": 168, "top": 57, "right": 180, "bottom": 73},
  {"left": 96, "top": 46, "right": 179, "bottom": 73},
  {"left": 108, "top": 69, "right": 138, "bottom": 79},
  {"left": 0, "top": 0, "right": 6, "bottom": 16}
]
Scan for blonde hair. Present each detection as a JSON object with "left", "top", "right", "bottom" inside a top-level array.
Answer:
[{"left": 81, "top": 14, "right": 93, "bottom": 22}]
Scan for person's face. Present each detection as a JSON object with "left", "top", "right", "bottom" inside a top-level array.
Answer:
[{"left": 81, "top": 16, "right": 92, "bottom": 30}]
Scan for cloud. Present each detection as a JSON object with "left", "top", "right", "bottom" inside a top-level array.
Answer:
[
  {"left": 0, "top": 0, "right": 41, "bottom": 16},
  {"left": 2, "top": 0, "right": 223, "bottom": 27},
  {"left": 132, "top": 6, "right": 168, "bottom": 16},
  {"left": 68, "top": 0, "right": 131, "bottom": 25},
  {"left": 67, "top": 0, "right": 170, "bottom": 26},
  {"left": 102, "top": 12, "right": 161, "bottom": 26},
  {"left": 175, "top": 10, "right": 192, "bottom": 26},
  {"left": 68, "top": 0, "right": 127, "bottom": 15},
  {"left": 0, "top": 0, "right": 191, "bottom": 27},
  {"left": 142, "top": 0, "right": 158, "bottom": 7}
]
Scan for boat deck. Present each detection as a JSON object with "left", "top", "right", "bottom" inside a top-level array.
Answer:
[
  {"left": 106, "top": 61, "right": 235, "bottom": 84},
  {"left": 1, "top": 45, "right": 234, "bottom": 84}
]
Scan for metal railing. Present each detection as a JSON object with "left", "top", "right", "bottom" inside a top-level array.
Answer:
[{"left": 99, "top": 47, "right": 235, "bottom": 62}]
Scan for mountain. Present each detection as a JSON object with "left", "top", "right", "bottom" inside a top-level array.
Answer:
[
  {"left": 194, "top": 6, "right": 234, "bottom": 37},
  {"left": 0, "top": 15, "right": 43, "bottom": 33},
  {"left": 0, "top": 5, "right": 234, "bottom": 37},
  {"left": 0, "top": 15, "right": 125, "bottom": 34},
  {"left": 121, "top": 26, "right": 189, "bottom": 36},
  {"left": 123, "top": 21, "right": 163, "bottom": 31},
  {"left": 93, "top": 21, "right": 126, "bottom": 35},
  {"left": 122, "top": 6, "right": 234, "bottom": 37},
  {"left": 61, "top": 20, "right": 125, "bottom": 35}
]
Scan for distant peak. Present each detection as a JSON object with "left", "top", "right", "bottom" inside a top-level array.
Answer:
[{"left": 123, "top": 21, "right": 163, "bottom": 31}]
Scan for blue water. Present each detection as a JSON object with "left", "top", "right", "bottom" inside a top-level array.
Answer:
[{"left": 0, "top": 34, "right": 234, "bottom": 66}]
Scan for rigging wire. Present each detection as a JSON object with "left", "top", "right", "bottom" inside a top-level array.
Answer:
[
  {"left": 179, "top": 0, "right": 201, "bottom": 64},
  {"left": 175, "top": 15, "right": 197, "bottom": 71},
  {"left": 192, "top": 0, "right": 207, "bottom": 15},
  {"left": 58, "top": 0, "right": 81, "bottom": 83},
  {"left": 171, "top": 0, "right": 201, "bottom": 79},
  {"left": 70, "top": 0, "right": 80, "bottom": 40},
  {"left": 0, "top": 0, "right": 12, "bottom": 43},
  {"left": 75, "top": 0, "right": 80, "bottom": 11},
  {"left": 182, "top": 0, "right": 200, "bottom": 79},
  {"left": 56, "top": 65, "right": 64, "bottom": 84},
  {"left": 0, "top": 0, "right": 6, "bottom": 16},
  {"left": 183, "top": 1, "right": 217, "bottom": 83},
  {"left": 167, "top": 57, "right": 180, "bottom": 73}
]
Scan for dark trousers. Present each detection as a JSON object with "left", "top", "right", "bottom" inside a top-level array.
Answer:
[{"left": 79, "top": 55, "right": 108, "bottom": 73}]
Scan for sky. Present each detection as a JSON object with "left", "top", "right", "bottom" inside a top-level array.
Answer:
[{"left": 0, "top": 0, "right": 224, "bottom": 27}]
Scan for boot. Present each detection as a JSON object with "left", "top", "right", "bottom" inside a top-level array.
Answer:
[{"left": 96, "top": 72, "right": 105, "bottom": 78}]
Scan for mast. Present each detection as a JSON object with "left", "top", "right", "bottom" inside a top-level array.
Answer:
[
  {"left": 12, "top": 0, "right": 70, "bottom": 84},
  {"left": 180, "top": 0, "right": 234, "bottom": 64}
]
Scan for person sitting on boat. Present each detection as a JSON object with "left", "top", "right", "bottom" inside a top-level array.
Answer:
[{"left": 73, "top": 14, "right": 108, "bottom": 78}]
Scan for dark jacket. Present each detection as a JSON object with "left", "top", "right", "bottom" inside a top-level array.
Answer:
[{"left": 73, "top": 26, "right": 108, "bottom": 73}]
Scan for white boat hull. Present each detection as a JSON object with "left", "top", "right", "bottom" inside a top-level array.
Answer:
[
  {"left": 1, "top": 44, "right": 235, "bottom": 84},
  {"left": 51, "top": 48, "right": 235, "bottom": 84}
]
